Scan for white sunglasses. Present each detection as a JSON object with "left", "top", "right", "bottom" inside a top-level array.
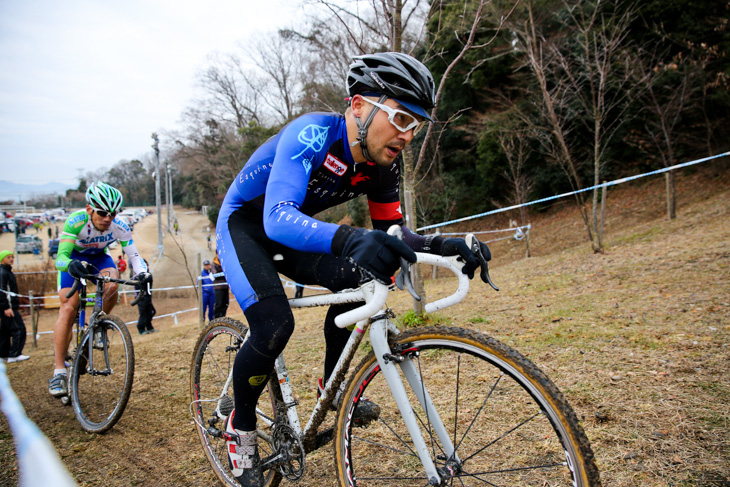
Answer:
[{"left": 363, "top": 98, "right": 427, "bottom": 135}]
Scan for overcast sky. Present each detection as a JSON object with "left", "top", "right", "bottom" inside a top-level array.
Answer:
[{"left": 0, "top": 0, "right": 301, "bottom": 188}]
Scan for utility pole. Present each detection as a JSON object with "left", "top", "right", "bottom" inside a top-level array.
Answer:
[
  {"left": 151, "top": 133, "right": 163, "bottom": 257},
  {"left": 166, "top": 163, "right": 172, "bottom": 230}
]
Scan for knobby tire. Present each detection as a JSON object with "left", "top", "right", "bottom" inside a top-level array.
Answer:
[
  {"left": 70, "top": 315, "right": 134, "bottom": 433},
  {"left": 190, "top": 317, "right": 282, "bottom": 487},
  {"left": 334, "top": 326, "right": 601, "bottom": 486}
]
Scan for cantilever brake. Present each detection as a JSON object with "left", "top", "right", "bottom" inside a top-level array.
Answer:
[{"left": 465, "top": 233, "right": 499, "bottom": 291}]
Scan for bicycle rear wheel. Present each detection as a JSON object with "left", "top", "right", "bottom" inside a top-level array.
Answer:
[
  {"left": 190, "top": 317, "right": 282, "bottom": 487},
  {"left": 334, "top": 326, "right": 600, "bottom": 486},
  {"left": 70, "top": 315, "right": 134, "bottom": 433}
]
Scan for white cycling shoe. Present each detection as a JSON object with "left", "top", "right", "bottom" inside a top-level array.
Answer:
[{"left": 225, "top": 411, "right": 264, "bottom": 486}]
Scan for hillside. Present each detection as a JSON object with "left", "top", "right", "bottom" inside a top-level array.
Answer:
[{"left": 1, "top": 162, "right": 729, "bottom": 486}]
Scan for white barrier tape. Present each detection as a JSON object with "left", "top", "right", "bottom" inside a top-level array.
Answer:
[
  {"left": 124, "top": 307, "right": 198, "bottom": 326},
  {"left": 6, "top": 281, "right": 226, "bottom": 302},
  {"left": 32, "top": 307, "right": 200, "bottom": 334},
  {"left": 281, "top": 279, "right": 327, "bottom": 291},
  {"left": 485, "top": 234, "right": 518, "bottom": 244},
  {"left": 0, "top": 362, "right": 78, "bottom": 487},
  {"left": 196, "top": 272, "right": 225, "bottom": 280},
  {"left": 417, "top": 151, "right": 730, "bottom": 231},
  {"left": 13, "top": 271, "right": 58, "bottom": 275}
]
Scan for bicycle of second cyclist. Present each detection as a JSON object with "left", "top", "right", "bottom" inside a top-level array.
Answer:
[
  {"left": 60, "top": 270, "right": 145, "bottom": 433},
  {"left": 190, "top": 233, "right": 601, "bottom": 486}
]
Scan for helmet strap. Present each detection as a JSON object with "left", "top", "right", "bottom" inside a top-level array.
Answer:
[{"left": 351, "top": 94, "right": 388, "bottom": 161}]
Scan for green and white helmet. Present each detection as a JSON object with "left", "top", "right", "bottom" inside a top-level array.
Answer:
[{"left": 86, "top": 182, "right": 123, "bottom": 213}]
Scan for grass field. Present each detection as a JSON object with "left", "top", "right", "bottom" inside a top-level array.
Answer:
[{"left": 1, "top": 164, "right": 729, "bottom": 486}]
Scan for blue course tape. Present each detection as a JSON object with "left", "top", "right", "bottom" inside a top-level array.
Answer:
[{"left": 417, "top": 151, "right": 730, "bottom": 232}]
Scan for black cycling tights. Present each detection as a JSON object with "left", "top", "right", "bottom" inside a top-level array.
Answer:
[{"left": 231, "top": 295, "right": 357, "bottom": 431}]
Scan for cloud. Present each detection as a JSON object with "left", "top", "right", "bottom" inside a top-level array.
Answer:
[{"left": 0, "top": 0, "right": 299, "bottom": 184}]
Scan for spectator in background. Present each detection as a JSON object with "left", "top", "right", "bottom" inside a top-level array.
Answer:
[
  {"left": 117, "top": 255, "right": 127, "bottom": 275},
  {"left": 47, "top": 226, "right": 52, "bottom": 239},
  {"left": 136, "top": 259, "right": 157, "bottom": 335},
  {"left": 200, "top": 259, "right": 215, "bottom": 321},
  {"left": 0, "top": 250, "right": 29, "bottom": 363},
  {"left": 212, "top": 254, "right": 229, "bottom": 318}
]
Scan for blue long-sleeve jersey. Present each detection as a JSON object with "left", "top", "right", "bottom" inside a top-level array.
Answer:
[{"left": 217, "top": 112, "right": 405, "bottom": 254}]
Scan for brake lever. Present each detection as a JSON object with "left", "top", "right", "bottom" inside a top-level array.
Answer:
[
  {"left": 465, "top": 234, "right": 499, "bottom": 291},
  {"left": 388, "top": 225, "right": 421, "bottom": 301},
  {"left": 395, "top": 256, "right": 421, "bottom": 301}
]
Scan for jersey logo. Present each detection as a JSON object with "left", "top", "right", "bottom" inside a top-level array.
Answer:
[
  {"left": 292, "top": 124, "right": 329, "bottom": 160},
  {"left": 323, "top": 153, "right": 347, "bottom": 176},
  {"left": 351, "top": 172, "right": 370, "bottom": 186},
  {"left": 68, "top": 213, "right": 86, "bottom": 228}
]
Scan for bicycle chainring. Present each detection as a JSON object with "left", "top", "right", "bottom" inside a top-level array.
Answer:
[{"left": 272, "top": 423, "right": 305, "bottom": 480}]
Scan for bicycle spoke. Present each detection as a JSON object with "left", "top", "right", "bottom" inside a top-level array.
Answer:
[
  {"left": 351, "top": 433, "right": 420, "bottom": 458},
  {"left": 71, "top": 316, "right": 134, "bottom": 433},
  {"left": 191, "top": 318, "right": 282, "bottom": 487},
  {"left": 462, "top": 411, "right": 543, "bottom": 463},
  {"left": 335, "top": 328, "right": 599, "bottom": 486}
]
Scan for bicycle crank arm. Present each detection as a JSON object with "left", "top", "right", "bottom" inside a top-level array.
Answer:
[
  {"left": 89, "top": 369, "right": 112, "bottom": 376},
  {"left": 259, "top": 452, "right": 287, "bottom": 470}
]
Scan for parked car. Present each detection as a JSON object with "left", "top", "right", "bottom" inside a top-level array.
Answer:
[
  {"left": 48, "top": 238, "right": 60, "bottom": 259},
  {"left": 15, "top": 235, "right": 43, "bottom": 254}
]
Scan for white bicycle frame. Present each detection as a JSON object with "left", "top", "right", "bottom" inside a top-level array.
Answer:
[{"left": 216, "top": 252, "right": 471, "bottom": 485}]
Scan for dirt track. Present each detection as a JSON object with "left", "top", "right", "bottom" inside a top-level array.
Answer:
[{"left": 1, "top": 168, "right": 729, "bottom": 486}]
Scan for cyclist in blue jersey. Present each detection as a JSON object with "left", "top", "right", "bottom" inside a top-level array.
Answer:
[
  {"left": 217, "top": 52, "right": 493, "bottom": 485},
  {"left": 48, "top": 182, "right": 150, "bottom": 398}
]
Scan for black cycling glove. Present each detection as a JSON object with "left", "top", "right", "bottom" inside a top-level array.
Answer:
[
  {"left": 67, "top": 260, "right": 90, "bottom": 280},
  {"left": 332, "top": 226, "right": 417, "bottom": 283},
  {"left": 135, "top": 272, "right": 153, "bottom": 284},
  {"left": 426, "top": 237, "right": 492, "bottom": 280}
]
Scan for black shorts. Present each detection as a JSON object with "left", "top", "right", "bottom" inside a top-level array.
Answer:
[{"left": 217, "top": 207, "right": 360, "bottom": 312}]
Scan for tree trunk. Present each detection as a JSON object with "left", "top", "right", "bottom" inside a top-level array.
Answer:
[
  {"left": 665, "top": 172, "right": 676, "bottom": 220},
  {"left": 520, "top": 206, "right": 531, "bottom": 258},
  {"left": 591, "top": 119, "right": 603, "bottom": 253},
  {"left": 403, "top": 175, "right": 426, "bottom": 315}
]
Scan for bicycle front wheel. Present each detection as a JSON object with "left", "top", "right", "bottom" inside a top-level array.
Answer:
[
  {"left": 190, "top": 317, "right": 282, "bottom": 487},
  {"left": 334, "top": 326, "right": 600, "bottom": 486},
  {"left": 70, "top": 315, "right": 134, "bottom": 433}
]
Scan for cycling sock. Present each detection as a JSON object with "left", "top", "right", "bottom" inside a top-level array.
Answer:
[
  {"left": 54, "top": 368, "right": 67, "bottom": 376},
  {"left": 232, "top": 295, "right": 295, "bottom": 431}
]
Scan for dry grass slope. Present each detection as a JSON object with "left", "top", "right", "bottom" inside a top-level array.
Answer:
[{"left": 1, "top": 165, "right": 728, "bottom": 486}]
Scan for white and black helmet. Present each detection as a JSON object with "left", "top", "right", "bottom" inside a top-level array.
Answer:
[
  {"left": 86, "top": 181, "right": 123, "bottom": 213},
  {"left": 347, "top": 52, "right": 436, "bottom": 121}
]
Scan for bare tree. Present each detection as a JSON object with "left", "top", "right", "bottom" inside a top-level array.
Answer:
[
  {"left": 197, "top": 52, "right": 263, "bottom": 129},
  {"left": 302, "top": 0, "right": 518, "bottom": 312},
  {"left": 243, "top": 33, "right": 309, "bottom": 123},
  {"left": 495, "top": 124, "right": 534, "bottom": 256},
  {"left": 635, "top": 60, "right": 699, "bottom": 219},
  {"left": 555, "top": 0, "right": 641, "bottom": 251},
  {"left": 511, "top": 0, "right": 592, "bottom": 243},
  {"left": 512, "top": 0, "right": 640, "bottom": 251}
]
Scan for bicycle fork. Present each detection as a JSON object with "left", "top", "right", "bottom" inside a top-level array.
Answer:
[{"left": 369, "top": 318, "right": 459, "bottom": 486}]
